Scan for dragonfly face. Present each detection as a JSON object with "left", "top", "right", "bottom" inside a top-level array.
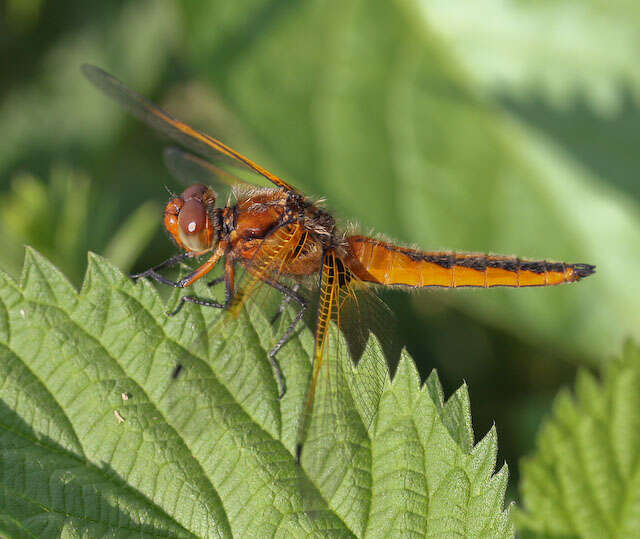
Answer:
[
  {"left": 83, "top": 64, "right": 595, "bottom": 506},
  {"left": 164, "top": 184, "right": 218, "bottom": 253}
]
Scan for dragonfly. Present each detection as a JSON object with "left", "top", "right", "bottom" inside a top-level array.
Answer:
[{"left": 83, "top": 64, "right": 595, "bottom": 508}]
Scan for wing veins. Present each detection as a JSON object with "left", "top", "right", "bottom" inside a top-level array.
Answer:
[{"left": 82, "top": 64, "right": 298, "bottom": 192}]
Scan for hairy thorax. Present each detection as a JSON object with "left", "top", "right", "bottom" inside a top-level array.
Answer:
[{"left": 227, "top": 188, "right": 338, "bottom": 277}]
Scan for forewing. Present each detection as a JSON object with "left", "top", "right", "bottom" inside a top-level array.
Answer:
[{"left": 82, "top": 64, "right": 298, "bottom": 192}]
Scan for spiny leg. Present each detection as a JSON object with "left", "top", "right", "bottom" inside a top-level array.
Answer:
[
  {"left": 260, "top": 278, "right": 307, "bottom": 399},
  {"left": 169, "top": 256, "right": 235, "bottom": 316},
  {"left": 271, "top": 283, "right": 300, "bottom": 325},
  {"left": 130, "top": 252, "right": 193, "bottom": 286},
  {"left": 131, "top": 252, "right": 226, "bottom": 312},
  {"left": 271, "top": 303, "right": 306, "bottom": 399},
  {"left": 207, "top": 275, "right": 226, "bottom": 287},
  {"left": 168, "top": 295, "right": 226, "bottom": 316},
  {"left": 170, "top": 257, "right": 233, "bottom": 381}
]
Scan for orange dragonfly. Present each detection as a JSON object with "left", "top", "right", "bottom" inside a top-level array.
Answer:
[{"left": 83, "top": 64, "right": 595, "bottom": 492}]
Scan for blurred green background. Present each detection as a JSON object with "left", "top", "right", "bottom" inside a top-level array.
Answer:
[{"left": 2, "top": 0, "right": 639, "bottom": 499}]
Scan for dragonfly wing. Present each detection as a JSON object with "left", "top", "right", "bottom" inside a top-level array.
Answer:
[
  {"left": 82, "top": 64, "right": 298, "bottom": 192},
  {"left": 298, "top": 250, "right": 393, "bottom": 533},
  {"left": 163, "top": 147, "right": 250, "bottom": 201},
  {"left": 229, "top": 224, "right": 305, "bottom": 315}
]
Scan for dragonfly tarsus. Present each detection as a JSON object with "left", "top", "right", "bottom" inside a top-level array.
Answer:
[
  {"left": 130, "top": 252, "right": 193, "bottom": 283},
  {"left": 168, "top": 294, "right": 227, "bottom": 317},
  {"left": 207, "top": 275, "right": 226, "bottom": 287}
]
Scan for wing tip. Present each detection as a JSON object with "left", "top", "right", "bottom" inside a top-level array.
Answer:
[
  {"left": 81, "top": 63, "right": 103, "bottom": 81},
  {"left": 81, "top": 64, "right": 123, "bottom": 94}
]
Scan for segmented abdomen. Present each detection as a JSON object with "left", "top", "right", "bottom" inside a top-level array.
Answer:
[{"left": 347, "top": 236, "right": 595, "bottom": 288}]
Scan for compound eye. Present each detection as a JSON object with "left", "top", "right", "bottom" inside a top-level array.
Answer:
[
  {"left": 177, "top": 198, "right": 211, "bottom": 251},
  {"left": 179, "top": 198, "right": 206, "bottom": 236},
  {"left": 181, "top": 184, "right": 208, "bottom": 200}
]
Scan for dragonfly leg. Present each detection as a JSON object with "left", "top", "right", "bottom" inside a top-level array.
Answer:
[
  {"left": 207, "top": 275, "right": 226, "bottom": 287},
  {"left": 167, "top": 275, "right": 224, "bottom": 311},
  {"left": 171, "top": 259, "right": 234, "bottom": 380},
  {"left": 171, "top": 273, "right": 225, "bottom": 309},
  {"left": 260, "top": 279, "right": 307, "bottom": 399},
  {"left": 130, "top": 252, "right": 193, "bottom": 286},
  {"left": 270, "top": 303, "right": 306, "bottom": 398},
  {"left": 168, "top": 295, "right": 226, "bottom": 316},
  {"left": 168, "top": 255, "right": 233, "bottom": 316},
  {"left": 271, "top": 283, "right": 301, "bottom": 325}
]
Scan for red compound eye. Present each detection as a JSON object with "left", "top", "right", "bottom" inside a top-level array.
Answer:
[
  {"left": 181, "top": 184, "right": 208, "bottom": 200},
  {"left": 176, "top": 198, "right": 211, "bottom": 251},
  {"left": 179, "top": 198, "right": 206, "bottom": 235}
]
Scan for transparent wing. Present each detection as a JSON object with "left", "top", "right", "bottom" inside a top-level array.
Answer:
[
  {"left": 163, "top": 147, "right": 251, "bottom": 202},
  {"left": 297, "top": 250, "right": 397, "bottom": 531},
  {"left": 82, "top": 64, "right": 298, "bottom": 192},
  {"left": 229, "top": 224, "right": 304, "bottom": 316}
]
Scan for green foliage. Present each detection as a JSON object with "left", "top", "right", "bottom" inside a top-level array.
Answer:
[
  {"left": 516, "top": 341, "right": 640, "bottom": 537},
  {"left": 0, "top": 0, "right": 180, "bottom": 173},
  {"left": 0, "top": 169, "right": 160, "bottom": 283},
  {"left": 420, "top": 0, "right": 640, "bottom": 115},
  {"left": 0, "top": 250, "right": 512, "bottom": 537},
  {"left": 3, "top": 0, "right": 640, "bottom": 509}
]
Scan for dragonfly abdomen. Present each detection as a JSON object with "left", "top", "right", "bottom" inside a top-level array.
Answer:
[{"left": 348, "top": 236, "right": 595, "bottom": 288}]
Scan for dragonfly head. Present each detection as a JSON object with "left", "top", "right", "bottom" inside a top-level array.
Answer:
[{"left": 164, "top": 184, "right": 218, "bottom": 252}]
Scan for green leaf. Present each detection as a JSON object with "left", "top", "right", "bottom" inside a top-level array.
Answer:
[
  {"left": 516, "top": 341, "right": 640, "bottom": 537},
  {"left": 420, "top": 0, "right": 640, "bottom": 115},
  {"left": 0, "top": 249, "right": 513, "bottom": 537}
]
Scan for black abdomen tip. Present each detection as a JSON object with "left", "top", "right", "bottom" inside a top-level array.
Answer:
[{"left": 573, "top": 263, "right": 596, "bottom": 279}]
